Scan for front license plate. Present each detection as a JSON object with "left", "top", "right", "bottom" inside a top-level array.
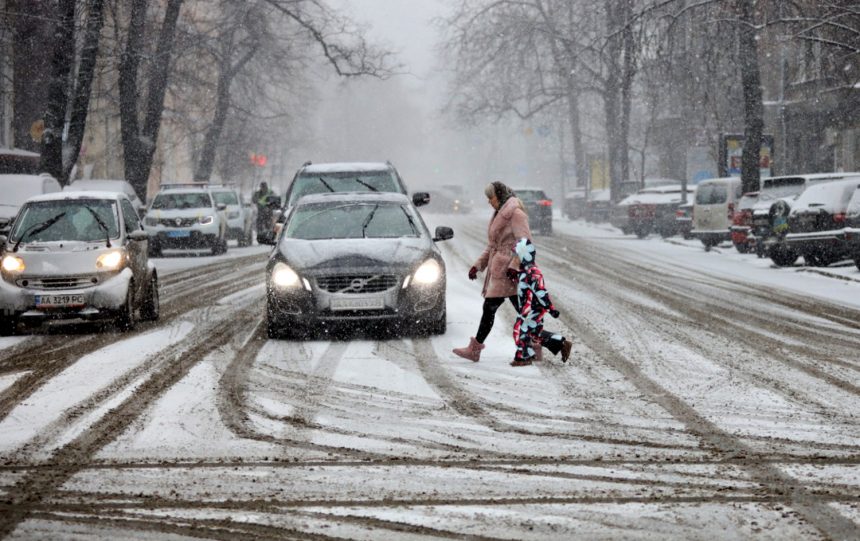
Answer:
[
  {"left": 167, "top": 230, "right": 191, "bottom": 238},
  {"left": 35, "top": 294, "right": 85, "bottom": 308},
  {"left": 331, "top": 296, "right": 385, "bottom": 311}
]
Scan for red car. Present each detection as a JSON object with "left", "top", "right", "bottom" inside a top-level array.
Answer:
[{"left": 730, "top": 191, "right": 759, "bottom": 253}]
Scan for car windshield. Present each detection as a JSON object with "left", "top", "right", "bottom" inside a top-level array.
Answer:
[
  {"left": 285, "top": 202, "right": 419, "bottom": 240},
  {"left": 9, "top": 199, "right": 119, "bottom": 243},
  {"left": 515, "top": 190, "right": 547, "bottom": 202},
  {"left": 695, "top": 183, "right": 728, "bottom": 205},
  {"left": 150, "top": 192, "right": 212, "bottom": 210},
  {"left": 758, "top": 177, "right": 805, "bottom": 201},
  {"left": 211, "top": 191, "right": 238, "bottom": 205},
  {"left": 289, "top": 171, "right": 399, "bottom": 206}
]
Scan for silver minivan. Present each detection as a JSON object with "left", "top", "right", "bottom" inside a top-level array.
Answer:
[{"left": 691, "top": 177, "right": 742, "bottom": 249}]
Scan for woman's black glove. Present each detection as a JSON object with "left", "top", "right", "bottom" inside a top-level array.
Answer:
[
  {"left": 505, "top": 268, "right": 519, "bottom": 283},
  {"left": 549, "top": 309, "right": 560, "bottom": 318},
  {"left": 468, "top": 266, "right": 478, "bottom": 280}
]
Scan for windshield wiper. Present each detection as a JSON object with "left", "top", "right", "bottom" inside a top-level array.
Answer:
[
  {"left": 12, "top": 212, "right": 67, "bottom": 252},
  {"left": 361, "top": 204, "right": 380, "bottom": 238},
  {"left": 318, "top": 177, "right": 335, "bottom": 192},
  {"left": 83, "top": 205, "right": 112, "bottom": 247},
  {"left": 355, "top": 178, "right": 378, "bottom": 191},
  {"left": 400, "top": 206, "right": 418, "bottom": 235}
]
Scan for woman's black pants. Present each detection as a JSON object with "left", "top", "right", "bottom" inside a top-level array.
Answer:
[{"left": 475, "top": 296, "right": 565, "bottom": 354}]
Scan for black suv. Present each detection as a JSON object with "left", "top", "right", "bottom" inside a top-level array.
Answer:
[
  {"left": 513, "top": 188, "right": 553, "bottom": 235},
  {"left": 284, "top": 161, "right": 429, "bottom": 210},
  {"left": 785, "top": 178, "right": 860, "bottom": 267}
]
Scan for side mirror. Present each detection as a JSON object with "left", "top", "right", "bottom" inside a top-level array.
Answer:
[
  {"left": 412, "top": 192, "right": 430, "bottom": 207},
  {"left": 217, "top": 203, "right": 227, "bottom": 211},
  {"left": 128, "top": 230, "right": 149, "bottom": 242},
  {"left": 433, "top": 226, "right": 454, "bottom": 242}
]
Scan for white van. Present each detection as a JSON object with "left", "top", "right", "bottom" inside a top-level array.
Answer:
[
  {"left": 0, "top": 174, "right": 62, "bottom": 238},
  {"left": 691, "top": 177, "right": 743, "bottom": 249}
]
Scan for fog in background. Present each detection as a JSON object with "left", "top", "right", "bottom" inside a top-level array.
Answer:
[{"left": 274, "top": 0, "right": 572, "bottom": 203}]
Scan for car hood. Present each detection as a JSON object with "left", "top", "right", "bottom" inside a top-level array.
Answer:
[
  {"left": 11, "top": 242, "right": 120, "bottom": 276},
  {"left": 278, "top": 237, "right": 432, "bottom": 274}
]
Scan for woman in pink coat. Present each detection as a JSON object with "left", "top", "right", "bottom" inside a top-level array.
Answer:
[{"left": 453, "top": 181, "right": 572, "bottom": 363}]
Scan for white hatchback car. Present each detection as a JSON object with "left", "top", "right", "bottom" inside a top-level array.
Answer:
[
  {"left": 143, "top": 187, "right": 228, "bottom": 256},
  {"left": 0, "top": 191, "right": 158, "bottom": 334},
  {"left": 209, "top": 186, "right": 254, "bottom": 246}
]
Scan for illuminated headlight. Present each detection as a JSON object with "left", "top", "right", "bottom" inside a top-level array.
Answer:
[
  {"left": 144, "top": 216, "right": 158, "bottom": 226},
  {"left": 413, "top": 259, "right": 441, "bottom": 285},
  {"left": 227, "top": 211, "right": 240, "bottom": 219},
  {"left": 199, "top": 215, "right": 215, "bottom": 225},
  {"left": 96, "top": 250, "right": 126, "bottom": 270},
  {"left": 1, "top": 255, "right": 25, "bottom": 273},
  {"left": 271, "top": 262, "right": 300, "bottom": 288}
]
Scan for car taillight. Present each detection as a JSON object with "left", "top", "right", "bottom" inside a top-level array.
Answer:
[
  {"left": 733, "top": 209, "right": 752, "bottom": 226},
  {"left": 675, "top": 209, "right": 685, "bottom": 218},
  {"left": 537, "top": 200, "right": 552, "bottom": 207},
  {"left": 833, "top": 212, "right": 846, "bottom": 224}
]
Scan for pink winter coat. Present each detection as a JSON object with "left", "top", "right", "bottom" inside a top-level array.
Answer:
[{"left": 474, "top": 196, "right": 531, "bottom": 298}]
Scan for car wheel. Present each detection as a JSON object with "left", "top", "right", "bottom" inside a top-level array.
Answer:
[
  {"left": 734, "top": 241, "right": 750, "bottom": 254},
  {"left": 770, "top": 245, "right": 798, "bottom": 267},
  {"left": 267, "top": 299, "right": 304, "bottom": 339},
  {"left": 116, "top": 283, "right": 136, "bottom": 332},
  {"left": 0, "top": 316, "right": 16, "bottom": 336},
  {"left": 140, "top": 274, "right": 160, "bottom": 321}
]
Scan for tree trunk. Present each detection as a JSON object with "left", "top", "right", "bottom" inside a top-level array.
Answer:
[
  {"left": 565, "top": 76, "right": 586, "bottom": 190},
  {"left": 737, "top": 0, "right": 763, "bottom": 194},
  {"left": 39, "top": 0, "right": 76, "bottom": 183},
  {"left": 194, "top": 29, "right": 259, "bottom": 182},
  {"left": 120, "top": 0, "right": 184, "bottom": 202},
  {"left": 62, "top": 0, "right": 106, "bottom": 182}
]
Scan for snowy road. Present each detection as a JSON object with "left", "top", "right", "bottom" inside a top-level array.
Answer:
[{"left": 1, "top": 214, "right": 859, "bottom": 540}]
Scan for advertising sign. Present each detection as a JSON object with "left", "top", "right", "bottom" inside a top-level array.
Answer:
[{"left": 719, "top": 134, "right": 774, "bottom": 178}]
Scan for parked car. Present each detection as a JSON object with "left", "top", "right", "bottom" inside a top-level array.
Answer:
[
  {"left": 675, "top": 202, "right": 694, "bottom": 239},
  {"left": 65, "top": 178, "right": 144, "bottom": 218},
  {"left": 142, "top": 186, "right": 229, "bottom": 256},
  {"left": 512, "top": 187, "right": 553, "bottom": 235},
  {"left": 563, "top": 188, "right": 586, "bottom": 219},
  {"left": 784, "top": 178, "right": 860, "bottom": 267},
  {"left": 208, "top": 185, "right": 254, "bottom": 247},
  {"left": 585, "top": 189, "right": 611, "bottom": 222},
  {"left": 750, "top": 173, "right": 860, "bottom": 266},
  {"left": 266, "top": 192, "right": 452, "bottom": 339},
  {"left": 622, "top": 184, "right": 695, "bottom": 238},
  {"left": 691, "top": 177, "right": 742, "bottom": 249},
  {"left": 730, "top": 191, "right": 759, "bottom": 253},
  {"left": 0, "top": 173, "right": 62, "bottom": 239},
  {"left": 0, "top": 190, "right": 158, "bottom": 334},
  {"left": 846, "top": 190, "right": 860, "bottom": 270}
]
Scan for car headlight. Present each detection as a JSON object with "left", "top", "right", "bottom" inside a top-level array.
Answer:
[
  {"left": 199, "top": 215, "right": 215, "bottom": 225},
  {"left": 96, "top": 250, "right": 126, "bottom": 270},
  {"left": 1, "top": 255, "right": 25, "bottom": 273},
  {"left": 271, "top": 261, "right": 300, "bottom": 288},
  {"left": 413, "top": 259, "right": 441, "bottom": 285}
]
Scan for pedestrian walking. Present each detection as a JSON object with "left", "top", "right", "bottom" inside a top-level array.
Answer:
[
  {"left": 510, "top": 237, "right": 569, "bottom": 366},
  {"left": 452, "top": 181, "right": 572, "bottom": 363}
]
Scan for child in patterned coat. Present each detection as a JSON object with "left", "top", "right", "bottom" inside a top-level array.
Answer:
[{"left": 510, "top": 237, "right": 568, "bottom": 366}]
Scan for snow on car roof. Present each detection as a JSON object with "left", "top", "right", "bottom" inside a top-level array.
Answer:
[
  {"left": 791, "top": 178, "right": 860, "bottom": 214},
  {"left": 695, "top": 176, "right": 738, "bottom": 185},
  {"left": 27, "top": 190, "right": 126, "bottom": 202},
  {"left": 296, "top": 191, "right": 410, "bottom": 205},
  {"left": 301, "top": 162, "right": 392, "bottom": 174}
]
